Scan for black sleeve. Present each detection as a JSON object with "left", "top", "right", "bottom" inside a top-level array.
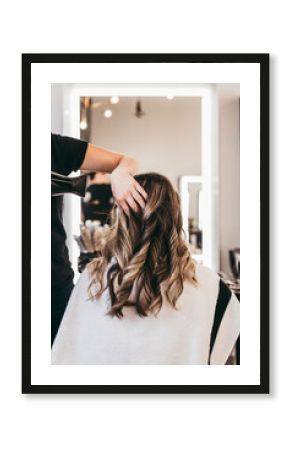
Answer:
[{"left": 51, "top": 133, "right": 88, "bottom": 176}]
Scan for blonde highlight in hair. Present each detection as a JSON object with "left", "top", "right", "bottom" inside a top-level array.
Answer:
[{"left": 88, "top": 173, "right": 197, "bottom": 317}]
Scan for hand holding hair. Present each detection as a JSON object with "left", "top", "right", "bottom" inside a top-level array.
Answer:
[{"left": 110, "top": 167, "right": 148, "bottom": 215}]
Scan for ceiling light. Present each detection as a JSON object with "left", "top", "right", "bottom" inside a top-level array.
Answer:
[
  {"left": 104, "top": 109, "right": 112, "bottom": 118},
  {"left": 110, "top": 96, "right": 119, "bottom": 104},
  {"left": 80, "top": 120, "right": 88, "bottom": 130},
  {"left": 80, "top": 105, "right": 88, "bottom": 130}
]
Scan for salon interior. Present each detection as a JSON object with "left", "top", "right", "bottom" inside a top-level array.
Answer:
[{"left": 51, "top": 83, "right": 240, "bottom": 361}]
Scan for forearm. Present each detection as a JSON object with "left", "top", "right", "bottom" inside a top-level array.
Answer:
[{"left": 80, "top": 143, "right": 139, "bottom": 175}]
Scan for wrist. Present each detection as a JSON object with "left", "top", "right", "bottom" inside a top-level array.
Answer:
[
  {"left": 111, "top": 166, "right": 128, "bottom": 179},
  {"left": 110, "top": 167, "right": 130, "bottom": 187},
  {"left": 116, "top": 156, "right": 139, "bottom": 176}
]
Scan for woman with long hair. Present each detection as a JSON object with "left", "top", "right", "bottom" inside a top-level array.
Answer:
[{"left": 52, "top": 173, "right": 239, "bottom": 365}]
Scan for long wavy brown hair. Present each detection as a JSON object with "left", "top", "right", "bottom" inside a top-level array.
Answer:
[{"left": 88, "top": 173, "right": 197, "bottom": 317}]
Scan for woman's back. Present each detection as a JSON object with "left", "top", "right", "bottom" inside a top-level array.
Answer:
[{"left": 51, "top": 261, "right": 239, "bottom": 365}]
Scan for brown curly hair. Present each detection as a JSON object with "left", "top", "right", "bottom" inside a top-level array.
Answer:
[{"left": 88, "top": 173, "right": 197, "bottom": 317}]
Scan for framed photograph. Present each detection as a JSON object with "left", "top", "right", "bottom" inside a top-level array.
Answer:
[{"left": 22, "top": 53, "right": 269, "bottom": 394}]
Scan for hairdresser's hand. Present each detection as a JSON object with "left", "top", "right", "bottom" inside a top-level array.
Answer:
[{"left": 110, "top": 167, "right": 147, "bottom": 215}]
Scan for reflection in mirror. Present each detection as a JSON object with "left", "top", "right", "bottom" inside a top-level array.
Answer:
[
  {"left": 179, "top": 176, "right": 204, "bottom": 262},
  {"left": 76, "top": 170, "right": 115, "bottom": 272},
  {"left": 81, "top": 171, "right": 113, "bottom": 225},
  {"left": 188, "top": 181, "right": 203, "bottom": 255}
]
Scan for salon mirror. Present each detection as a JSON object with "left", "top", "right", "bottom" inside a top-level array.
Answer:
[{"left": 77, "top": 95, "right": 209, "bottom": 270}]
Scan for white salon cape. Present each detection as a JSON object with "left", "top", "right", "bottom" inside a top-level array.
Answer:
[{"left": 52, "top": 263, "right": 240, "bottom": 365}]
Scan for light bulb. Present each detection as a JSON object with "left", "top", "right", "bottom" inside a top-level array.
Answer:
[
  {"left": 104, "top": 109, "right": 112, "bottom": 118},
  {"left": 80, "top": 120, "right": 88, "bottom": 130},
  {"left": 110, "top": 96, "right": 119, "bottom": 104}
]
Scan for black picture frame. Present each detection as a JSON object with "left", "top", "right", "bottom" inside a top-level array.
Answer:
[{"left": 22, "top": 53, "right": 269, "bottom": 394}]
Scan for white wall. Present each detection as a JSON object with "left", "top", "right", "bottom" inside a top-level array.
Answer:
[{"left": 89, "top": 97, "right": 202, "bottom": 188}]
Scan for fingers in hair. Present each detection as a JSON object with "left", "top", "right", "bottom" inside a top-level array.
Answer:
[
  {"left": 131, "top": 188, "right": 146, "bottom": 209},
  {"left": 126, "top": 193, "right": 139, "bottom": 213},
  {"left": 118, "top": 199, "right": 130, "bottom": 216},
  {"left": 135, "top": 182, "right": 148, "bottom": 200}
]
